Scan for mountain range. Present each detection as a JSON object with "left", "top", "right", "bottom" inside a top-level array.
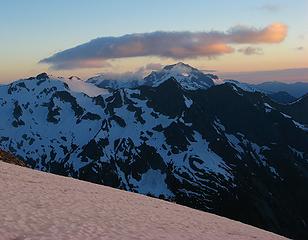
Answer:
[
  {"left": 1, "top": 63, "right": 308, "bottom": 239},
  {"left": 87, "top": 63, "right": 307, "bottom": 103},
  {"left": 254, "top": 81, "right": 308, "bottom": 98}
]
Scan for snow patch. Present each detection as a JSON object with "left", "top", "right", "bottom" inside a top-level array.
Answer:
[
  {"left": 131, "top": 169, "right": 173, "bottom": 197},
  {"left": 184, "top": 96, "right": 193, "bottom": 108},
  {"left": 0, "top": 162, "right": 287, "bottom": 240}
]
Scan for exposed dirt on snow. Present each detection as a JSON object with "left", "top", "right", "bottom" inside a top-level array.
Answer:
[
  {"left": 0, "top": 149, "right": 26, "bottom": 167},
  {"left": 0, "top": 162, "right": 287, "bottom": 240}
]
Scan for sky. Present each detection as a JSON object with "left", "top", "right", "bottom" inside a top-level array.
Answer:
[{"left": 0, "top": 0, "right": 307, "bottom": 83}]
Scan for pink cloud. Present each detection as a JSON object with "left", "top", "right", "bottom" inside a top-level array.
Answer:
[
  {"left": 228, "top": 23, "right": 287, "bottom": 44},
  {"left": 40, "top": 23, "right": 288, "bottom": 70}
]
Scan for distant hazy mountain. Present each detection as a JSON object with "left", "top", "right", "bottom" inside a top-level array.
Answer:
[
  {"left": 86, "top": 76, "right": 141, "bottom": 90},
  {"left": 254, "top": 81, "right": 308, "bottom": 98},
  {"left": 1, "top": 67, "right": 308, "bottom": 239},
  {"left": 224, "top": 79, "right": 308, "bottom": 104},
  {"left": 267, "top": 91, "right": 297, "bottom": 104}
]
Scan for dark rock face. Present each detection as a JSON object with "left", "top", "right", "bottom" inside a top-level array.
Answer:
[
  {"left": 36, "top": 73, "right": 49, "bottom": 80},
  {"left": 140, "top": 78, "right": 186, "bottom": 117},
  {"left": 0, "top": 149, "right": 26, "bottom": 167},
  {"left": 68, "top": 76, "right": 81, "bottom": 80},
  {"left": 0, "top": 76, "right": 308, "bottom": 239}
]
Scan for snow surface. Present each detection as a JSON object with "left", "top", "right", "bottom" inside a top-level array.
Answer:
[
  {"left": 62, "top": 77, "right": 108, "bottom": 97},
  {"left": 44, "top": 75, "right": 108, "bottom": 97},
  {"left": 0, "top": 162, "right": 287, "bottom": 240},
  {"left": 292, "top": 120, "right": 308, "bottom": 132},
  {"left": 264, "top": 103, "right": 274, "bottom": 113}
]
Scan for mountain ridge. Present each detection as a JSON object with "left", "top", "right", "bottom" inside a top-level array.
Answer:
[
  {"left": 85, "top": 63, "right": 308, "bottom": 103},
  {"left": 1, "top": 65, "right": 308, "bottom": 239}
]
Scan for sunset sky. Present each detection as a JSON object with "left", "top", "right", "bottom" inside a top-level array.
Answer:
[{"left": 1, "top": 0, "right": 307, "bottom": 83}]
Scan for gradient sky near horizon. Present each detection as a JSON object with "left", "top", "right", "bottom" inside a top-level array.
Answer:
[{"left": 1, "top": 0, "right": 307, "bottom": 83}]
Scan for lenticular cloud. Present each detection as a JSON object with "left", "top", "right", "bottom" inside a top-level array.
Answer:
[{"left": 40, "top": 23, "right": 287, "bottom": 70}]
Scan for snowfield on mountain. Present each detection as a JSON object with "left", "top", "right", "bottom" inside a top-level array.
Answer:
[
  {"left": 0, "top": 161, "right": 287, "bottom": 240},
  {"left": 0, "top": 63, "right": 307, "bottom": 239}
]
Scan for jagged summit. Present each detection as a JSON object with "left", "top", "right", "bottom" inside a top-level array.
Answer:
[
  {"left": 163, "top": 62, "right": 198, "bottom": 71},
  {"left": 68, "top": 76, "right": 82, "bottom": 81},
  {"left": 36, "top": 72, "right": 49, "bottom": 80}
]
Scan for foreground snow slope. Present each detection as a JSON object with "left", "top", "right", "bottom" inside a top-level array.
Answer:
[{"left": 0, "top": 162, "right": 287, "bottom": 240}]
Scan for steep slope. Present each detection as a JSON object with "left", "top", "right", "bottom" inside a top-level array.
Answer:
[
  {"left": 0, "top": 74, "right": 308, "bottom": 239},
  {"left": 64, "top": 75, "right": 109, "bottom": 97},
  {"left": 0, "top": 161, "right": 287, "bottom": 240}
]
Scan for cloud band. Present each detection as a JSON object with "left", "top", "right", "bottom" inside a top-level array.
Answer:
[{"left": 40, "top": 23, "right": 287, "bottom": 70}]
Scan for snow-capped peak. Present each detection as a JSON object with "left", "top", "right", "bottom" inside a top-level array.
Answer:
[
  {"left": 85, "top": 62, "right": 219, "bottom": 90},
  {"left": 144, "top": 62, "right": 216, "bottom": 90},
  {"left": 162, "top": 62, "right": 197, "bottom": 73}
]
